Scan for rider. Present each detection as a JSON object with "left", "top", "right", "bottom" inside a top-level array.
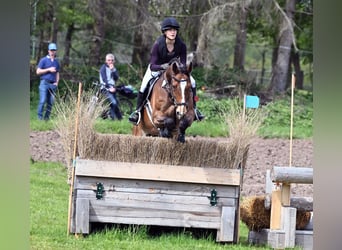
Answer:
[
  {"left": 128, "top": 17, "right": 205, "bottom": 125},
  {"left": 99, "top": 53, "right": 122, "bottom": 120}
]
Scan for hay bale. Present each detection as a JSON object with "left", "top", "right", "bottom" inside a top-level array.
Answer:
[
  {"left": 296, "top": 210, "right": 312, "bottom": 230},
  {"left": 240, "top": 196, "right": 311, "bottom": 231},
  {"left": 77, "top": 132, "right": 249, "bottom": 169},
  {"left": 241, "top": 196, "right": 270, "bottom": 231}
]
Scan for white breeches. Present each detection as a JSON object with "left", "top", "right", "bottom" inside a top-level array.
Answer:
[{"left": 139, "top": 64, "right": 196, "bottom": 93}]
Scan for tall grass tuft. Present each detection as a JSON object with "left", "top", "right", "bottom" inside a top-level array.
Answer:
[
  {"left": 223, "top": 98, "right": 266, "bottom": 169},
  {"left": 53, "top": 85, "right": 104, "bottom": 183}
]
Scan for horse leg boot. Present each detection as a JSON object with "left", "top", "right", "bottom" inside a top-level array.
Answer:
[
  {"left": 192, "top": 87, "right": 205, "bottom": 121},
  {"left": 128, "top": 91, "right": 144, "bottom": 125}
]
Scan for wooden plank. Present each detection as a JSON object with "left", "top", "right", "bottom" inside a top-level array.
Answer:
[
  {"left": 86, "top": 198, "right": 222, "bottom": 215},
  {"left": 271, "top": 166, "right": 313, "bottom": 184},
  {"left": 281, "top": 183, "right": 291, "bottom": 206},
  {"left": 75, "top": 177, "right": 240, "bottom": 198},
  {"left": 69, "top": 193, "right": 77, "bottom": 233},
  {"left": 89, "top": 215, "right": 220, "bottom": 229},
  {"left": 77, "top": 190, "right": 237, "bottom": 207},
  {"left": 75, "top": 198, "right": 89, "bottom": 234},
  {"left": 281, "top": 207, "right": 296, "bottom": 248},
  {"left": 75, "top": 159, "right": 241, "bottom": 186},
  {"left": 216, "top": 206, "right": 235, "bottom": 242},
  {"left": 270, "top": 189, "right": 282, "bottom": 230},
  {"left": 266, "top": 197, "right": 313, "bottom": 211}
]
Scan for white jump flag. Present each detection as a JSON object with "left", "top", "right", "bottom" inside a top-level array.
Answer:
[{"left": 245, "top": 95, "right": 260, "bottom": 109}]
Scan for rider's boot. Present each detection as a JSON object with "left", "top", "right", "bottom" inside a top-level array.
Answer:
[
  {"left": 128, "top": 91, "right": 144, "bottom": 125},
  {"left": 192, "top": 87, "right": 205, "bottom": 121}
]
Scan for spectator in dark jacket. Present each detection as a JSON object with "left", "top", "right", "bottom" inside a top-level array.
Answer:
[{"left": 99, "top": 53, "right": 122, "bottom": 120}]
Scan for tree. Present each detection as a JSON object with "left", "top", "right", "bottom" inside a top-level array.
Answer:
[
  {"left": 269, "top": 0, "right": 296, "bottom": 95},
  {"left": 233, "top": 0, "right": 249, "bottom": 71},
  {"left": 131, "top": 0, "right": 152, "bottom": 67},
  {"left": 88, "top": 0, "right": 105, "bottom": 66}
]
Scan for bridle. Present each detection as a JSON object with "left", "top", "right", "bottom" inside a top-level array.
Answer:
[{"left": 162, "top": 73, "right": 190, "bottom": 108}]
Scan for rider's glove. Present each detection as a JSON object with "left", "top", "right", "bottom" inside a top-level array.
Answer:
[{"left": 160, "top": 63, "right": 169, "bottom": 70}]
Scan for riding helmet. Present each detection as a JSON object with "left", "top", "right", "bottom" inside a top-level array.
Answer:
[{"left": 161, "top": 17, "right": 180, "bottom": 32}]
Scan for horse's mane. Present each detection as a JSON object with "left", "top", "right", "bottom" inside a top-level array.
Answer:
[{"left": 166, "top": 57, "right": 189, "bottom": 76}]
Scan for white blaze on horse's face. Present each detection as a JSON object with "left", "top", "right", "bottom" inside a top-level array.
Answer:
[{"left": 176, "top": 79, "right": 188, "bottom": 119}]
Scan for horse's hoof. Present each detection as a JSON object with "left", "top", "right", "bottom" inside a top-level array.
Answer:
[
  {"left": 177, "top": 134, "right": 185, "bottom": 143},
  {"left": 160, "top": 128, "right": 171, "bottom": 138}
]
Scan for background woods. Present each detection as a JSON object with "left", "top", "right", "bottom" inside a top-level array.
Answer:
[{"left": 30, "top": 0, "right": 313, "bottom": 97}]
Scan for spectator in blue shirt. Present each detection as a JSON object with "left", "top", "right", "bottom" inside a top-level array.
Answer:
[{"left": 36, "top": 42, "right": 60, "bottom": 120}]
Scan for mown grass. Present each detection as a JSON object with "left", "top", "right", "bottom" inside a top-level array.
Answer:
[{"left": 30, "top": 161, "right": 278, "bottom": 250}]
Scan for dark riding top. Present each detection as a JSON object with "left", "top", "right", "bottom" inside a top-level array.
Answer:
[{"left": 149, "top": 35, "right": 187, "bottom": 72}]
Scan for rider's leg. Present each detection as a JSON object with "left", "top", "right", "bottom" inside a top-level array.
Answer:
[
  {"left": 129, "top": 65, "right": 154, "bottom": 125},
  {"left": 190, "top": 75, "right": 205, "bottom": 121}
]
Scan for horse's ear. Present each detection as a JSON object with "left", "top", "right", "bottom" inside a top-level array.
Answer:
[
  {"left": 187, "top": 62, "right": 193, "bottom": 74},
  {"left": 172, "top": 62, "right": 179, "bottom": 74}
]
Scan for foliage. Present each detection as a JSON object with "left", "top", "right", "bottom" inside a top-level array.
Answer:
[
  {"left": 30, "top": 161, "right": 274, "bottom": 249},
  {"left": 260, "top": 89, "right": 313, "bottom": 138},
  {"left": 30, "top": 66, "right": 313, "bottom": 139}
]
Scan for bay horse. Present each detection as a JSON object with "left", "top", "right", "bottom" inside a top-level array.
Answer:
[{"left": 133, "top": 60, "right": 195, "bottom": 143}]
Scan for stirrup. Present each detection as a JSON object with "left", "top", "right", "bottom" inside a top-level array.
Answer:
[
  {"left": 128, "top": 111, "right": 141, "bottom": 125},
  {"left": 194, "top": 108, "right": 205, "bottom": 121}
]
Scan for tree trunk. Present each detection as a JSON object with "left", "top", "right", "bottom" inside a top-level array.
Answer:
[
  {"left": 233, "top": 1, "right": 248, "bottom": 71},
  {"left": 63, "top": 23, "right": 74, "bottom": 67},
  {"left": 61, "top": 1, "right": 76, "bottom": 67},
  {"left": 36, "top": 1, "right": 54, "bottom": 61},
  {"left": 131, "top": 0, "right": 151, "bottom": 67},
  {"left": 291, "top": 50, "right": 304, "bottom": 89},
  {"left": 88, "top": 0, "right": 105, "bottom": 66},
  {"left": 269, "top": 0, "right": 296, "bottom": 95}
]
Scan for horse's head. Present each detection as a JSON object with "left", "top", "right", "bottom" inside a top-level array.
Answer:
[{"left": 164, "top": 60, "right": 193, "bottom": 119}]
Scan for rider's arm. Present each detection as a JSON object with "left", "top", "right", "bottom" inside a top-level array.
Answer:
[
  {"left": 150, "top": 42, "right": 164, "bottom": 71},
  {"left": 179, "top": 42, "right": 187, "bottom": 66}
]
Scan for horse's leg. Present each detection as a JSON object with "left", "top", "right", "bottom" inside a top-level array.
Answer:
[
  {"left": 159, "top": 117, "right": 175, "bottom": 138},
  {"left": 177, "top": 118, "right": 192, "bottom": 143},
  {"left": 132, "top": 123, "right": 143, "bottom": 136}
]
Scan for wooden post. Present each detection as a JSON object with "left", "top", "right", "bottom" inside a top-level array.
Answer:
[
  {"left": 270, "top": 189, "right": 282, "bottom": 230},
  {"left": 67, "top": 82, "right": 82, "bottom": 235}
]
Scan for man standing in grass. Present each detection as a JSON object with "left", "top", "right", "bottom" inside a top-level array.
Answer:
[{"left": 36, "top": 42, "right": 60, "bottom": 120}]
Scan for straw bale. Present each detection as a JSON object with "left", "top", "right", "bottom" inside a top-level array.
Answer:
[
  {"left": 240, "top": 196, "right": 271, "bottom": 231},
  {"left": 240, "top": 196, "right": 312, "bottom": 231},
  {"left": 77, "top": 132, "right": 249, "bottom": 169}
]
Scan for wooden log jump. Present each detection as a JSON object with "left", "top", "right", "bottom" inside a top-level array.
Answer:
[
  {"left": 271, "top": 166, "right": 313, "bottom": 184},
  {"left": 249, "top": 166, "right": 313, "bottom": 250}
]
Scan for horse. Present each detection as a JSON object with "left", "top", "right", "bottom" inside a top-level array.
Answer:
[{"left": 133, "top": 60, "right": 195, "bottom": 143}]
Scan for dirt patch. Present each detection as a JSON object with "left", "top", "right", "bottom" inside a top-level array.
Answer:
[{"left": 29, "top": 131, "right": 313, "bottom": 198}]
